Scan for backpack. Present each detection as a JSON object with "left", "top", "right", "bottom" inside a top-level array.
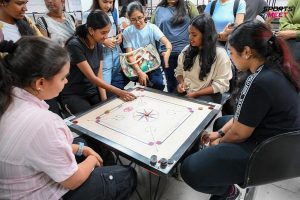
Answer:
[
  {"left": 39, "top": 14, "right": 76, "bottom": 37},
  {"left": 210, "top": 0, "right": 240, "bottom": 18}
]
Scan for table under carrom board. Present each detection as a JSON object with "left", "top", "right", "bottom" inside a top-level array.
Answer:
[{"left": 66, "top": 87, "right": 222, "bottom": 175}]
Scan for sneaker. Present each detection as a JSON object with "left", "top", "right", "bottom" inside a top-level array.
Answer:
[{"left": 209, "top": 185, "right": 241, "bottom": 200}]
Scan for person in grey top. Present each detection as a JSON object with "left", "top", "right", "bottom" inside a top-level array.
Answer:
[
  {"left": 37, "top": 0, "right": 76, "bottom": 46},
  {"left": 244, "top": 0, "right": 268, "bottom": 21}
]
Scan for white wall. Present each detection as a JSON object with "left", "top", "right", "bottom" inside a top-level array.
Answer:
[{"left": 26, "top": 0, "right": 82, "bottom": 13}]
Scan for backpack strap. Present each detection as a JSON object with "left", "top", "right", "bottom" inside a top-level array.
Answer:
[
  {"left": 233, "top": 0, "right": 240, "bottom": 18},
  {"left": 210, "top": 0, "right": 217, "bottom": 16},
  {"left": 111, "top": 8, "right": 119, "bottom": 33},
  {"left": 40, "top": 16, "right": 50, "bottom": 37},
  {"left": 70, "top": 14, "right": 76, "bottom": 23}
]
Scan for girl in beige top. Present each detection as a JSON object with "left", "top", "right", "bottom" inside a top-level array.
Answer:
[{"left": 175, "top": 14, "right": 232, "bottom": 103}]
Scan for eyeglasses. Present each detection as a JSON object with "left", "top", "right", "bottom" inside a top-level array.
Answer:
[{"left": 130, "top": 16, "right": 144, "bottom": 23}]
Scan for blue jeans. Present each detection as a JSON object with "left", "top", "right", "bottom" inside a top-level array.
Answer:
[
  {"left": 103, "top": 46, "right": 126, "bottom": 87},
  {"left": 161, "top": 53, "right": 179, "bottom": 93},
  {"left": 180, "top": 116, "right": 256, "bottom": 196}
]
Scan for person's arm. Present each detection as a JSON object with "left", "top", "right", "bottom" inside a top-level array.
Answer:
[
  {"left": 217, "top": 120, "right": 255, "bottom": 144},
  {"left": 125, "top": 47, "right": 149, "bottom": 86},
  {"left": 176, "top": 75, "right": 185, "bottom": 93},
  {"left": 76, "top": 60, "right": 135, "bottom": 101},
  {"left": 278, "top": 0, "right": 300, "bottom": 40},
  {"left": 175, "top": 50, "right": 186, "bottom": 93},
  {"left": 210, "top": 48, "right": 232, "bottom": 93},
  {"left": 186, "top": 86, "right": 214, "bottom": 98},
  {"left": 97, "top": 60, "right": 107, "bottom": 101},
  {"left": 234, "top": 13, "right": 244, "bottom": 25},
  {"left": 159, "top": 36, "right": 172, "bottom": 68},
  {"left": 60, "top": 155, "right": 100, "bottom": 190}
]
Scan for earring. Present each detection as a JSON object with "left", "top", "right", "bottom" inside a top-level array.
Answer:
[{"left": 37, "top": 88, "right": 41, "bottom": 91}]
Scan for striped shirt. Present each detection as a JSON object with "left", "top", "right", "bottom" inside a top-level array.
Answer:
[{"left": 0, "top": 87, "right": 78, "bottom": 199}]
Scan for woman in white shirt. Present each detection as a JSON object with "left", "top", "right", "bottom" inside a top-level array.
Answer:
[{"left": 175, "top": 14, "right": 232, "bottom": 103}]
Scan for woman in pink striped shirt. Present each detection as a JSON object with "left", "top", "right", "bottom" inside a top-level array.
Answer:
[{"left": 0, "top": 37, "right": 136, "bottom": 199}]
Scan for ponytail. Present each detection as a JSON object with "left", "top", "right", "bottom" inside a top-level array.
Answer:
[
  {"left": 0, "top": 40, "right": 17, "bottom": 118},
  {"left": 264, "top": 34, "right": 300, "bottom": 91},
  {"left": 75, "top": 24, "right": 88, "bottom": 38},
  {"left": 73, "top": 10, "right": 111, "bottom": 40}
]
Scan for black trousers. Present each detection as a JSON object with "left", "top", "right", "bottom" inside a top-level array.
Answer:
[
  {"left": 180, "top": 116, "right": 256, "bottom": 196},
  {"left": 61, "top": 93, "right": 101, "bottom": 115},
  {"left": 63, "top": 135, "right": 137, "bottom": 200}
]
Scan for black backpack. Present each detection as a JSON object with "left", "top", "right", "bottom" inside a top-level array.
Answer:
[{"left": 210, "top": 0, "right": 240, "bottom": 18}]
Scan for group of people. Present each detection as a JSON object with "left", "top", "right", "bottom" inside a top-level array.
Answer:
[{"left": 0, "top": 0, "right": 300, "bottom": 199}]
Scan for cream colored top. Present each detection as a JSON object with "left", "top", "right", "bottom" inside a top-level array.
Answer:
[{"left": 175, "top": 46, "right": 232, "bottom": 94}]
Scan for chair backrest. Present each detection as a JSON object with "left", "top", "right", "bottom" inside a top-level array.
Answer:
[{"left": 241, "top": 130, "right": 300, "bottom": 188}]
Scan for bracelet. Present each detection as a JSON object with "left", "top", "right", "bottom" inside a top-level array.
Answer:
[
  {"left": 217, "top": 129, "right": 225, "bottom": 137},
  {"left": 76, "top": 142, "right": 84, "bottom": 156}
]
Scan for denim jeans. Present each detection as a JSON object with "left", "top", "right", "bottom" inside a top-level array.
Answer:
[
  {"left": 103, "top": 46, "right": 122, "bottom": 85},
  {"left": 161, "top": 52, "right": 180, "bottom": 93},
  {"left": 180, "top": 116, "right": 256, "bottom": 196}
]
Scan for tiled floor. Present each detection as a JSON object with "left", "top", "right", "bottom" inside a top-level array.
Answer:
[{"left": 128, "top": 162, "right": 300, "bottom": 200}]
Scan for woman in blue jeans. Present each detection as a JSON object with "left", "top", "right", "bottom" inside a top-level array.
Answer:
[{"left": 180, "top": 20, "right": 300, "bottom": 200}]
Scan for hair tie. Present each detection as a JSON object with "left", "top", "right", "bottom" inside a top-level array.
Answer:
[
  {"left": 0, "top": 40, "right": 17, "bottom": 54},
  {"left": 268, "top": 34, "right": 277, "bottom": 50}
]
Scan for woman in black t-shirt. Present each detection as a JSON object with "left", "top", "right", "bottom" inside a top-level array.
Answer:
[
  {"left": 61, "top": 10, "right": 135, "bottom": 115},
  {"left": 180, "top": 20, "right": 300, "bottom": 200}
]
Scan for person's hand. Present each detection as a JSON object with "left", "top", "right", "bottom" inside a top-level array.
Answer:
[
  {"left": 103, "top": 38, "right": 116, "bottom": 48},
  {"left": 223, "top": 22, "right": 235, "bottom": 35},
  {"left": 161, "top": 52, "right": 169, "bottom": 68},
  {"left": 210, "top": 138, "right": 221, "bottom": 146},
  {"left": 201, "top": 131, "right": 221, "bottom": 145},
  {"left": 177, "top": 83, "right": 185, "bottom": 93},
  {"left": 83, "top": 146, "right": 103, "bottom": 166},
  {"left": 276, "top": 30, "right": 297, "bottom": 40},
  {"left": 137, "top": 71, "right": 149, "bottom": 86},
  {"left": 115, "top": 33, "right": 122, "bottom": 45},
  {"left": 186, "top": 92, "right": 196, "bottom": 98},
  {"left": 118, "top": 90, "right": 136, "bottom": 101}
]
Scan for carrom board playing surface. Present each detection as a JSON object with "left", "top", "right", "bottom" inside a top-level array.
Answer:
[{"left": 67, "top": 87, "right": 221, "bottom": 175}]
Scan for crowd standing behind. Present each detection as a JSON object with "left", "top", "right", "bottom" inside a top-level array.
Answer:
[{"left": 151, "top": 0, "right": 198, "bottom": 93}]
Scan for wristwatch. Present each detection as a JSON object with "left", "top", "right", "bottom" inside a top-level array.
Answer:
[
  {"left": 76, "top": 142, "right": 84, "bottom": 156},
  {"left": 218, "top": 130, "right": 225, "bottom": 137}
]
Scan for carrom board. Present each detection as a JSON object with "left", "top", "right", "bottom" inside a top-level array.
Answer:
[{"left": 66, "top": 87, "right": 221, "bottom": 175}]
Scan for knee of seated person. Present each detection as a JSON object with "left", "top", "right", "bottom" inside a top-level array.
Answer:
[
  {"left": 113, "top": 166, "right": 137, "bottom": 199},
  {"left": 180, "top": 157, "right": 207, "bottom": 188}
]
